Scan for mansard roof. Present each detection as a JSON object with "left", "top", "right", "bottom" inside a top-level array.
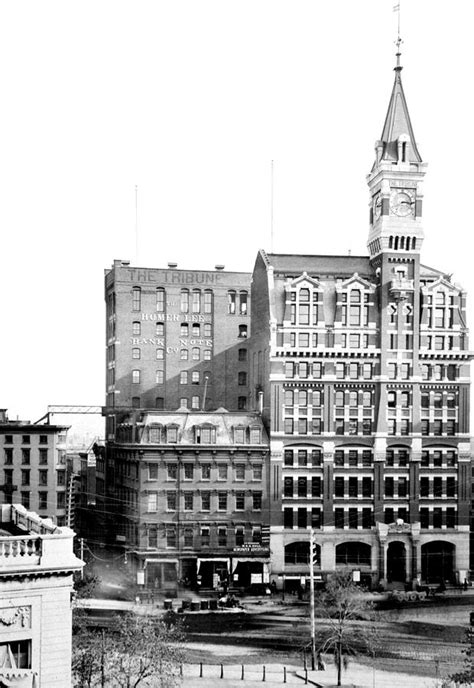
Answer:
[{"left": 263, "top": 252, "right": 371, "bottom": 279}]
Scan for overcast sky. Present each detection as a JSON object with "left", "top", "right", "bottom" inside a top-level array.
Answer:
[{"left": 1, "top": 0, "right": 473, "bottom": 424}]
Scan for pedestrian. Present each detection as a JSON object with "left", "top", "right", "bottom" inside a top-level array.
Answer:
[{"left": 317, "top": 653, "right": 325, "bottom": 671}]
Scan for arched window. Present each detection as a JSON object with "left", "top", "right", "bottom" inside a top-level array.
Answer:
[
  {"left": 284, "top": 541, "right": 310, "bottom": 565},
  {"left": 132, "top": 348, "right": 140, "bottom": 359},
  {"left": 156, "top": 322, "right": 164, "bottom": 336},
  {"left": 180, "top": 289, "right": 189, "bottom": 313},
  {"left": 204, "top": 290, "right": 213, "bottom": 314},
  {"left": 192, "top": 290, "right": 201, "bottom": 313},
  {"left": 335, "top": 542, "right": 371, "bottom": 566},
  {"left": 180, "top": 323, "right": 188, "bottom": 337},
  {"left": 192, "top": 347, "right": 200, "bottom": 361},
  {"left": 156, "top": 370, "right": 164, "bottom": 384},
  {"left": 238, "top": 372, "right": 247, "bottom": 386},
  {"left": 239, "top": 290, "right": 248, "bottom": 315},
  {"left": 156, "top": 288, "right": 165, "bottom": 313},
  {"left": 180, "top": 349, "right": 188, "bottom": 360},
  {"left": 132, "top": 287, "right": 141, "bottom": 311},
  {"left": 350, "top": 289, "right": 361, "bottom": 303},
  {"left": 203, "top": 323, "right": 212, "bottom": 338},
  {"left": 132, "top": 321, "right": 141, "bottom": 335},
  {"left": 228, "top": 290, "right": 236, "bottom": 314},
  {"left": 192, "top": 323, "right": 200, "bottom": 336}
]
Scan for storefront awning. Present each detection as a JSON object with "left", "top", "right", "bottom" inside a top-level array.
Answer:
[
  {"left": 231, "top": 557, "right": 269, "bottom": 572},
  {"left": 144, "top": 558, "right": 178, "bottom": 566},
  {"left": 197, "top": 558, "right": 230, "bottom": 572}
]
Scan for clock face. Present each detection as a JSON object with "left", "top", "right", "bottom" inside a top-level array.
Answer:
[
  {"left": 373, "top": 194, "right": 382, "bottom": 219},
  {"left": 390, "top": 189, "right": 415, "bottom": 217}
]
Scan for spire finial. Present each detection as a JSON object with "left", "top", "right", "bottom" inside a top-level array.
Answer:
[{"left": 393, "top": 3, "right": 402, "bottom": 71}]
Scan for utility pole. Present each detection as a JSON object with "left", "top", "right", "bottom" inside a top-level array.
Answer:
[
  {"left": 80, "top": 538, "right": 84, "bottom": 580},
  {"left": 309, "top": 527, "right": 316, "bottom": 671}
]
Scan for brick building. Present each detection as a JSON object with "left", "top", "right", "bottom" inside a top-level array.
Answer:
[
  {"left": 0, "top": 503, "right": 82, "bottom": 687},
  {"left": 249, "top": 50, "right": 472, "bottom": 589},
  {"left": 106, "top": 410, "right": 269, "bottom": 591},
  {"left": 103, "top": 261, "right": 252, "bottom": 440},
  {"left": 0, "top": 410, "right": 69, "bottom": 526}
]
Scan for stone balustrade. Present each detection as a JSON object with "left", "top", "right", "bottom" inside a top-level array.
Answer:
[{"left": 0, "top": 536, "right": 42, "bottom": 565}]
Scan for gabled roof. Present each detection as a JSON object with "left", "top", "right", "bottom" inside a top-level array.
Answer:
[{"left": 377, "top": 65, "right": 422, "bottom": 164}]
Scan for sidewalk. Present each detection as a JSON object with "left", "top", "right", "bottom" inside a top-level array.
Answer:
[{"left": 183, "top": 660, "right": 440, "bottom": 687}]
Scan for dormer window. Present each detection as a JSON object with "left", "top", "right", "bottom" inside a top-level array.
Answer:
[
  {"left": 167, "top": 426, "right": 178, "bottom": 443},
  {"left": 249, "top": 426, "right": 261, "bottom": 444},
  {"left": 147, "top": 425, "right": 162, "bottom": 443},
  {"left": 234, "top": 426, "right": 246, "bottom": 444},
  {"left": 195, "top": 425, "right": 216, "bottom": 444}
]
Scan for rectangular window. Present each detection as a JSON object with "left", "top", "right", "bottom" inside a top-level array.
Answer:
[
  {"left": 362, "top": 509, "right": 372, "bottom": 529},
  {"left": 433, "top": 508, "right": 442, "bottom": 529},
  {"left": 235, "top": 491, "right": 245, "bottom": 510},
  {"left": 297, "top": 476, "right": 307, "bottom": 498},
  {"left": 57, "top": 470, "right": 65, "bottom": 486},
  {"left": 398, "top": 477, "right": 408, "bottom": 498},
  {"left": 446, "top": 508, "right": 456, "bottom": 529},
  {"left": 362, "top": 477, "right": 372, "bottom": 497},
  {"left": 167, "top": 463, "right": 177, "bottom": 481},
  {"left": 39, "top": 449, "right": 48, "bottom": 464},
  {"left": 201, "top": 464, "right": 211, "bottom": 481},
  {"left": 147, "top": 493, "right": 158, "bottom": 512},
  {"left": 38, "top": 492, "right": 47, "bottom": 510},
  {"left": 3, "top": 448, "right": 13, "bottom": 465},
  {"left": 234, "top": 464, "right": 245, "bottom": 481},
  {"left": 166, "top": 492, "right": 176, "bottom": 511},
  {"left": 184, "top": 492, "right": 193, "bottom": 511},
  {"left": 335, "top": 509, "right": 345, "bottom": 529},
  {"left": 348, "top": 508, "right": 358, "bottom": 529},
  {"left": 217, "top": 463, "right": 228, "bottom": 480},
  {"left": 420, "top": 508, "right": 429, "bottom": 529},
  {"left": 201, "top": 491, "right": 210, "bottom": 511},
  {"left": 57, "top": 492, "right": 66, "bottom": 509},
  {"left": 284, "top": 508, "right": 293, "bottom": 529},
  {"left": 132, "top": 288, "right": 141, "bottom": 311},
  {"left": 218, "top": 527, "right": 227, "bottom": 547},
  {"left": 218, "top": 492, "right": 227, "bottom": 511},
  {"left": 385, "top": 477, "right": 394, "bottom": 497},
  {"left": 334, "top": 476, "right": 344, "bottom": 497},
  {"left": 252, "top": 464, "right": 262, "bottom": 480},
  {"left": 311, "top": 477, "right": 321, "bottom": 497},
  {"left": 21, "top": 449, "right": 30, "bottom": 465},
  {"left": 200, "top": 527, "right": 210, "bottom": 547},
  {"left": 252, "top": 492, "right": 262, "bottom": 511},
  {"left": 297, "top": 507, "right": 307, "bottom": 529},
  {"left": 348, "top": 477, "right": 358, "bottom": 497},
  {"left": 39, "top": 469, "right": 48, "bottom": 486}
]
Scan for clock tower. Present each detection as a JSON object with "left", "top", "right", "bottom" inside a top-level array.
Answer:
[
  {"left": 367, "top": 40, "right": 427, "bottom": 262},
  {"left": 367, "top": 40, "right": 427, "bottom": 455}
]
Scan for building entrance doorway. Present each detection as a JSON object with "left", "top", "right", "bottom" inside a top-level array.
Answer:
[{"left": 387, "top": 541, "right": 406, "bottom": 583}]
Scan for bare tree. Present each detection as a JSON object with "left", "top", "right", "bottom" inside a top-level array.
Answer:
[
  {"left": 104, "top": 612, "right": 184, "bottom": 688},
  {"left": 315, "top": 571, "right": 373, "bottom": 687}
]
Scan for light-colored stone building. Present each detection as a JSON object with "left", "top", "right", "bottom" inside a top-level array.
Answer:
[{"left": 0, "top": 504, "right": 82, "bottom": 687}]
